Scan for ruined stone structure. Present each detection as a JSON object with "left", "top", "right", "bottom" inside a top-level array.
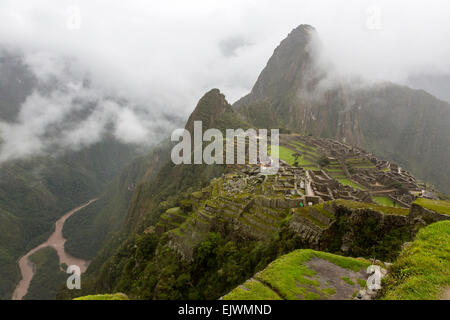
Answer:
[
  {"left": 154, "top": 135, "right": 444, "bottom": 262},
  {"left": 279, "top": 135, "right": 424, "bottom": 207}
]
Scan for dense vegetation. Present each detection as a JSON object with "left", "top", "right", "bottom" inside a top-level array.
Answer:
[
  {"left": 381, "top": 221, "right": 450, "bottom": 300},
  {"left": 63, "top": 143, "right": 172, "bottom": 260},
  {"left": 0, "top": 139, "right": 138, "bottom": 299},
  {"left": 74, "top": 293, "right": 129, "bottom": 300},
  {"left": 58, "top": 195, "right": 418, "bottom": 300},
  {"left": 23, "top": 247, "right": 66, "bottom": 300}
]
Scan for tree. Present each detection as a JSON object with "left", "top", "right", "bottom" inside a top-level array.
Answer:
[
  {"left": 318, "top": 156, "right": 330, "bottom": 168},
  {"left": 292, "top": 153, "right": 301, "bottom": 166}
]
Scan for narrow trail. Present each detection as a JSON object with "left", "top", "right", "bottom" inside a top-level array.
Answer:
[
  {"left": 11, "top": 199, "right": 98, "bottom": 300},
  {"left": 305, "top": 171, "right": 315, "bottom": 197}
]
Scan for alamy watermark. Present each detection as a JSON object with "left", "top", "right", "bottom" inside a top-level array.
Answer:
[
  {"left": 66, "top": 6, "right": 82, "bottom": 31},
  {"left": 66, "top": 265, "right": 81, "bottom": 290},
  {"left": 366, "top": 5, "right": 382, "bottom": 31},
  {"left": 366, "top": 265, "right": 382, "bottom": 290},
  {"left": 170, "top": 121, "right": 280, "bottom": 174}
]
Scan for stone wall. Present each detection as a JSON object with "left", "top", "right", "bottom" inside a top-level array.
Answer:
[{"left": 409, "top": 203, "right": 450, "bottom": 224}]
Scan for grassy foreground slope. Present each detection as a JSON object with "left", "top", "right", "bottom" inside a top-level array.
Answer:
[
  {"left": 223, "top": 249, "right": 371, "bottom": 300},
  {"left": 381, "top": 220, "right": 450, "bottom": 300},
  {"left": 414, "top": 198, "right": 450, "bottom": 215},
  {"left": 74, "top": 293, "right": 129, "bottom": 300}
]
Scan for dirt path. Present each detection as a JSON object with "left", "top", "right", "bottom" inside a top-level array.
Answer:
[
  {"left": 305, "top": 171, "right": 315, "bottom": 196},
  {"left": 304, "top": 257, "right": 368, "bottom": 300},
  {"left": 11, "top": 199, "right": 98, "bottom": 300}
]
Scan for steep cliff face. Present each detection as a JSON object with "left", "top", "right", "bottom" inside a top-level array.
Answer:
[
  {"left": 351, "top": 84, "right": 450, "bottom": 192},
  {"left": 234, "top": 25, "right": 450, "bottom": 192},
  {"left": 234, "top": 25, "right": 357, "bottom": 142}
]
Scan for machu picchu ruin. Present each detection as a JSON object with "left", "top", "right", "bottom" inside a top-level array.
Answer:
[
  {"left": 150, "top": 134, "right": 448, "bottom": 268},
  {"left": 276, "top": 134, "right": 426, "bottom": 208}
]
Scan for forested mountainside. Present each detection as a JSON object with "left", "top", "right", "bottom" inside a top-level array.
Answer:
[
  {"left": 0, "top": 138, "right": 138, "bottom": 299},
  {"left": 62, "top": 140, "right": 173, "bottom": 261},
  {"left": 234, "top": 25, "right": 450, "bottom": 193},
  {"left": 0, "top": 51, "right": 141, "bottom": 299}
]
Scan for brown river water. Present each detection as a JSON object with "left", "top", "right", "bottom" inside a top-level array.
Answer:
[{"left": 11, "top": 199, "right": 98, "bottom": 300}]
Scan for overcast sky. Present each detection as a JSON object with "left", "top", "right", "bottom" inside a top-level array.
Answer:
[{"left": 0, "top": 0, "right": 449, "bottom": 160}]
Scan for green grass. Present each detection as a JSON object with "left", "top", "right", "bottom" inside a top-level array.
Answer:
[
  {"left": 414, "top": 198, "right": 450, "bottom": 216},
  {"left": 341, "top": 277, "right": 355, "bottom": 285},
  {"left": 313, "top": 203, "right": 335, "bottom": 220},
  {"left": 345, "top": 158, "right": 376, "bottom": 169},
  {"left": 270, "top": 146, "right": 314, "bottom": 167},
  {"left": 357, "top": 279, "right": 367, "bottom": 288},
  {"left": 302, "top": 166, "right": 320, "bottom": 171},
  {"left": 222, "top": 279, "right": 282, "bottom": 300},
  {"left": 74, "top": 293, "right": 129, "bottom": 300},
  {"left": 382, "top": 221, "right": 450, "bottom": 300},
  {"left": 334, "top": 199, "right": 409, "bottom": 216},
  {"left": 166, "top": 207, "right": 182, "bottom": 215},
  {"left": 326, "top": 168, "right": 344, "bottom": 172},
  {"left": 290, "top": 140, "right": 318, "bottom": 152},
  {"left": 373, "top": 196, "right": 396, "bottom": 207},
  {"left": 248, "top": 249, "right": 370, "bottom": 300},
  {"left": 337, "top": 178, "right": 367, "bottom": 191},
  {"left": 287, "top": 142, "right": 320, "bottom": 159}
]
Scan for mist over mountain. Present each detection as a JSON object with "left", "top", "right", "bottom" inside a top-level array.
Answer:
[
  {"left": 0, "top": 49, "right": 183, "bottom": 163},
  {"left": 1, "top": 1, "right": 450, "bottom": 165},
  {"left": 406, "top": 73, "right": 450, "bottom": 104},
  {"left": 235, "top": 25, "right": 450, "bottom": 192}
]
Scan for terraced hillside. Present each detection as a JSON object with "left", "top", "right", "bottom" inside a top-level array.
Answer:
[
  {"left": 70, "top": 198, "right": 450, "bottom": 300},
  {"left": 223, "top": 199, "right": 449, "bottom": 300},
  {"left": 65, "top": 154, "right": 448, "bottom": 300},
  {"left": 276, "top": 134, "right": 427, "bottom": 208}
]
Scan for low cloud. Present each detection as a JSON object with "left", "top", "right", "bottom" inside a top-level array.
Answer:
[{"left": 0, "top": 0, "right": 449, "bottom": 161}]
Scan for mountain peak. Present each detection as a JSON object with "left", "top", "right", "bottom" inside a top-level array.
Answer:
[
  {"left": 287, "top": 24, "right": 317, "bottom": 38},
  {"left": 185, "top": 89, "right": 232, "bottom": 133},
  {"left": 234, "top": 24, "right": 322, "bottom": 106}
]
